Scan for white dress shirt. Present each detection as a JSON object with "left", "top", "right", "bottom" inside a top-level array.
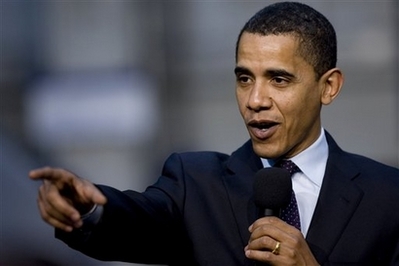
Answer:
[{"left": 261, "top": 128, "right": 328, "bottom": 236}]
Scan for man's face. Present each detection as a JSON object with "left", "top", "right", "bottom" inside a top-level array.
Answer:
[{"left": 235, "top": 33, "right": 324, "bottom": 159}]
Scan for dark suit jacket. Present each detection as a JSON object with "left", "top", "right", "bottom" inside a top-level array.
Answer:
[{"left": 58, "top": 132, "right": 399, "bottom": 265}]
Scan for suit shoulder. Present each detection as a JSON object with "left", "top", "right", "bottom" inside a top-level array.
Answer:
[
  {"left": 167, "top": 150, "right": 230, "bottom": 168},
  {"left": 327, "top": 132, "right": 398, "bottom": 177},
  {"left": 344, "top": 152, "right": 399, "bottom": 191},
  {"left": 348, "top": 152, "right": 398, "bottom": 175}
]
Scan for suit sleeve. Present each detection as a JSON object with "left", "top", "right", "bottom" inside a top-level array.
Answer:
[{"left": 55, "top": 153, "right": 194, "bottom": 264}]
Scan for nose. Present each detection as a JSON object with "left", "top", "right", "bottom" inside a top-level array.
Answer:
[{"left": 246, "top": 83, "right": 273, "bottom": 111}]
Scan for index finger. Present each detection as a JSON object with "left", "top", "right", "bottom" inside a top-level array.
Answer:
[
  {"left": 250, "top": 216, "right": 301, "bottom": 239},
  {"left": 250, "top": 216, "right": 285, "bottom": 231},
  {"left": 29, "top": 167, "right": 73, "bottom": 182}
]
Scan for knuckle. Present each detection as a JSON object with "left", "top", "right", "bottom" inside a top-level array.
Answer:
[
  {"left": 269, "top": 216, "right": 279, "bottom": 223},
  {"left": 42, "top": 166, "right": 53, "bottom": 172},
  {"left": 291, "top": 236, "right": 300, "bottom": 246},
  {"left": 259, "top": 236, "right": 269, "bottom": 246},
  {"left": 262, "top": 251, "right": 273, "bottom": 260},
  {"left": 46, "top": 190, "right": 58, "bottom": 202},
  {"left": 40, "top": 210, "right": 50, "bottom": 221},
  {"left": 285, "top": 247, "right": 296, "bottom": 258},
  {"left": 290, "top": 233, "right": 302, "bottom": 247}
]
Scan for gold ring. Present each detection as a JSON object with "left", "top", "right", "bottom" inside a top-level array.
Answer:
[{"left": 272, "top": 241, "right": 281, "bottom": 255}]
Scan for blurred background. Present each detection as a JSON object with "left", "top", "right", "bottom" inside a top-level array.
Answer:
[{"left": 1, "top": 0, "right": 398, "bottom": 265}]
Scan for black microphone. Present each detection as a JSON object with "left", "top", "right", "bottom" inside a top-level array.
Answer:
[{"left": 253, "top": 167, "right": 292, "bottom": 217}]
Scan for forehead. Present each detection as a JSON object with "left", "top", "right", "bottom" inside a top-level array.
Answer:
[
  {"left": 236, "top": 32, "right": 310, "bottom": 72},
  {"left": 237, "top": 32, "right": 300, "bottom": 60}
]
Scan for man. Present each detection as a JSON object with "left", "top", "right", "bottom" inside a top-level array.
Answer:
[{"left": 30, "top": 2, "right": 399, "bottom": 265}]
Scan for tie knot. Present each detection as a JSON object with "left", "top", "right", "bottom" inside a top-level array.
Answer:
[{"left": 275, "top": 160, "right": 301, "bottom": 176}]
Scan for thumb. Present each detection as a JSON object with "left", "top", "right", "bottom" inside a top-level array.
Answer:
[
  {"left": 90, "top": 185, "right": 107, "bottom": 205},
  {"left": 68, "top": 178, "right": 107, "bottom": 214}
]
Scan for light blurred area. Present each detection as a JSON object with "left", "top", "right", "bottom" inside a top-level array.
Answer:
[
  {"left": 24, "top": 70, "right": 159, "bottom": 191},
  {"left": 1, "top": 1, "right": 398, "bottom": 265}
]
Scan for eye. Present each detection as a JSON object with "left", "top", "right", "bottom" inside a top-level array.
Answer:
[
  {"left": 271, "top": 76, "right": 289, "bottom": 87},
  {"left": 236, "top": 75, "right": 253, "bottom": 85}
]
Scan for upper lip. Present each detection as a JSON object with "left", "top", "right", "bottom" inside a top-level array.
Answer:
[{"left": 247, "top": 119, "right": 280, "bottom": 129}]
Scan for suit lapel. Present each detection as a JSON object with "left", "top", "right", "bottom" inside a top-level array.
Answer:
[
  {"left": 306, "top": 133, "right": 363, "bottom": 263},
  {"left": 222, "top": 140, "right": 263, "bottom": 246}
]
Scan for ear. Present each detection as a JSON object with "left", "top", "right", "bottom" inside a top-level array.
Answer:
[{"left": 319, "top": 68, "right": 344, "bottom": 105}]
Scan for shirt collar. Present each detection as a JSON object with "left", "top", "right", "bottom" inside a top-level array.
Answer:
[{"left": 261, "top": 128, "right": 328, "bottom": 188}]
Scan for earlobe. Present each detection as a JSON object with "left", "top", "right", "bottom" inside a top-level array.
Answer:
[{"left": 320, "top": 68, "right": 344, "bottom": 105}]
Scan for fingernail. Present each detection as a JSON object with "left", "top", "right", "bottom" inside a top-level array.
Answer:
[
  {"left": 71, "top": 213, "right": 80, "bottom": 221},
  {"left": 74, "top": 220, "right": 83, "bottom": 228},
  {"left": 245, "top": 250, "right": 250, "bottom": 257}
]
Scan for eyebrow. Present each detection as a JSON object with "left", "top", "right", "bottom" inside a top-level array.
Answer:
[
  {"left": 266, "top": 69, "right": 296, "bottom": 79},
  {"left": 234, "top": 66, "right": 252, "bottom": 76},
  {"left": 234, "top": 66, "right": 296, "bottom": 79}
]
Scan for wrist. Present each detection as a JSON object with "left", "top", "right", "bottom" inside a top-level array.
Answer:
[{"left": 79, "top": 204, "right": 104, "bottom": 231}]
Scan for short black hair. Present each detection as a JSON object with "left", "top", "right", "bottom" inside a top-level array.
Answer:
[{"left": 236, "top": 2, "right": 337, "bottom": 80}]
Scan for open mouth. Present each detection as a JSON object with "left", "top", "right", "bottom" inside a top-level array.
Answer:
[
  {"left": 249, "top": 121, "right": 279, "bottom": 131},
  {"left": 248, "top": 120, "right": 280, "bottom": 140}
]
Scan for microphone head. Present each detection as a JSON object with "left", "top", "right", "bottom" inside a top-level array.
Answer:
[{"left": 253, "top": 167, "right": 292, "bottom": 210}]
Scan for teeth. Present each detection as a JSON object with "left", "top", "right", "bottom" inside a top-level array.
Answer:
[{"left": 258, "top": 123, "right": 273, "bottom": 129}]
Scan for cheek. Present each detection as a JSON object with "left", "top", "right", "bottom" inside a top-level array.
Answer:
[
  {"left": 235, "top": 90, "right": 247, "bottom": 113},
  {"left": 290, "top": 86, "right": 320, "bottom": 110},
  {"left": 277, "top": 94, "right": 302, "bottom": 116},
  {"left": 279, "top": 94, "right": 312, "bottom": 124},
  {"left": 285, "top": 93, "right": 321, "bottom": 130}
]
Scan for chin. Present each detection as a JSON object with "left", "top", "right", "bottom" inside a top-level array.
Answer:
[{"left": 251, "top": 141, "right": 280, "bottom": 160}]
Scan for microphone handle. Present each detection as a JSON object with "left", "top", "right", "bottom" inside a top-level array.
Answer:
[
  {"left": 261, "top": 208, "right": 280, "bottom": 217},
  {"left": 254, "top": 209, "right": 281, "bottom": 266}
]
